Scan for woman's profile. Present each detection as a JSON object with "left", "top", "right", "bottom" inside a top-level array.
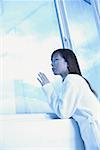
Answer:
[{"left": 37, "top": 48, "right": 100, "bottom": 150}]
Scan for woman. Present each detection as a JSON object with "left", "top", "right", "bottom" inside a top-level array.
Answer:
[{"left": 37, "top": 48, "right": 100, "bottom": 150}]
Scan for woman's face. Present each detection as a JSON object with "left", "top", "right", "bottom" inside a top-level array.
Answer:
[{"left": 51, "top": 52, "right": 69, "bottom": 78}]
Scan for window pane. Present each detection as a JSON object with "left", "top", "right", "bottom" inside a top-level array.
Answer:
[
  {"left": 0, "top": 0, "right": 62, "bottom": 113},
  {"left": 63, "top": 0, "right": 100, "bottom": 98},
  {"left": 0, "top": 0, "right": 62, "bottom": 84}
]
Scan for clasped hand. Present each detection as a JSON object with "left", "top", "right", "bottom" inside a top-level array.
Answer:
[{"left": 37, "top": 72, "right": 50, "bottom": 86}]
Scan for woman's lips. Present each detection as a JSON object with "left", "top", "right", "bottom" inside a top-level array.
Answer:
[{"left": 52, "top": 67, "right": 56, "bottom": 72}]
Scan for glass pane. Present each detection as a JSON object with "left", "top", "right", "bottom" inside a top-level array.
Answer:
[
  {"left": 0, "top": 0, "right": 62, "bottom": 113},
  {"left": 63, "top": 0, "right": 100, "bottom": 98},
  {"left": 0, "top": 0, "right": 62, "bottom": 83}
]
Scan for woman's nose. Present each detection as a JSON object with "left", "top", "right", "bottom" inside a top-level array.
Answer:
[{"left": 51, "top": 63, "right": 53, "bottom": 67}]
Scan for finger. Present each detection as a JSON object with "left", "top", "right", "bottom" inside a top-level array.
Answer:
[
  {"left": 37, "top": 77, "right": 43, "bottom": 86},
  {"left": 40, "top": 72, "right": 48, "bottom": 80},
  {"left": 38, "top": 73, "right": 43, "bottom": 80},
  {"left": 38, "top": 72, "right": 46, "bottom": 81}
]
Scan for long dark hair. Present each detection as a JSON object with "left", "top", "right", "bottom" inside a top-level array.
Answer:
[{"left": 51, "top": 48, "right": 97, "bottom": 97}]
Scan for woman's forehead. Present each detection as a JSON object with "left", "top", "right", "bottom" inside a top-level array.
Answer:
[{"left": 52, "top": 52, "right": 62, "bottom": 59}]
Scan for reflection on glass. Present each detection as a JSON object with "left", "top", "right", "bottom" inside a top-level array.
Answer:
[
  {"left": 0, "top": 1, "right": 62, "bottom": 84},
  {"left": 63, "top": 0, "right": 100, "bottom": 98},
  {"left": 0, "top": 1, "right": 62, "bottom": 113},
  {"left": 63, "top": 0, "right": 100, "bottom": 70}
]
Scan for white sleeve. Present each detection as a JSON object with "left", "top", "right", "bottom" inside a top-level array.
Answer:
[{"left": 43, "top": 80, "right": 79, "bottom": 119}]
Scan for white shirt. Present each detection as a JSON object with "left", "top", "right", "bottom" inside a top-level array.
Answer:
[
  {"left": 43, "top": 74, "right": 99, "bottom": 121},
  {"left": 42, "top": 74, "right": 100, "bottom": 149}
]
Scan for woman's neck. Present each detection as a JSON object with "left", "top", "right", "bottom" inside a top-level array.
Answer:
[{"left": 61, "top": 73, "right": 68, "bottom": 82}]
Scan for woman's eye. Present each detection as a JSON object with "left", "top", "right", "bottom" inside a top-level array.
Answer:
[
  {"left": 55, "top": 58, "right": 58, "bottom": 61},
  {"left": 54, "top": 59, "right": 58, "bottom": 63},
  {"left": 52, "top": 58, "right": 59, "bottom": 64}
]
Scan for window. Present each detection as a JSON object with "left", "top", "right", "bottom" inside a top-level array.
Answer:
[
  {"left": 60, "top": 0, "right": 100, "bottom": 98},
  {"left": 0, "top": 0, "right": 62, "bottom": 113}
]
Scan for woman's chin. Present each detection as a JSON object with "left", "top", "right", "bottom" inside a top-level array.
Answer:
[
  {"left": 52, "top": 69, "right": 59, "bottom": 75},
  {"left": 53, "top": 72, "right": 59, "bottom": 75}
]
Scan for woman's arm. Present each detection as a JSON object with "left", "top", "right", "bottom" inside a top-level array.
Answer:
[
  {"left": 37, "top": 73, "right": 79, "bottom": 119},
  {"left": 42, "top": 79, "right": 79, "bottom": 119}
]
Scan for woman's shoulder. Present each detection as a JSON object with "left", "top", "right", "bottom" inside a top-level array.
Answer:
[
  {"left": 65, "top": 74, "right": 87, "bottom": 86},
  {"left": 66, "top": 74, "right": 83, "bottom": 81}
]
